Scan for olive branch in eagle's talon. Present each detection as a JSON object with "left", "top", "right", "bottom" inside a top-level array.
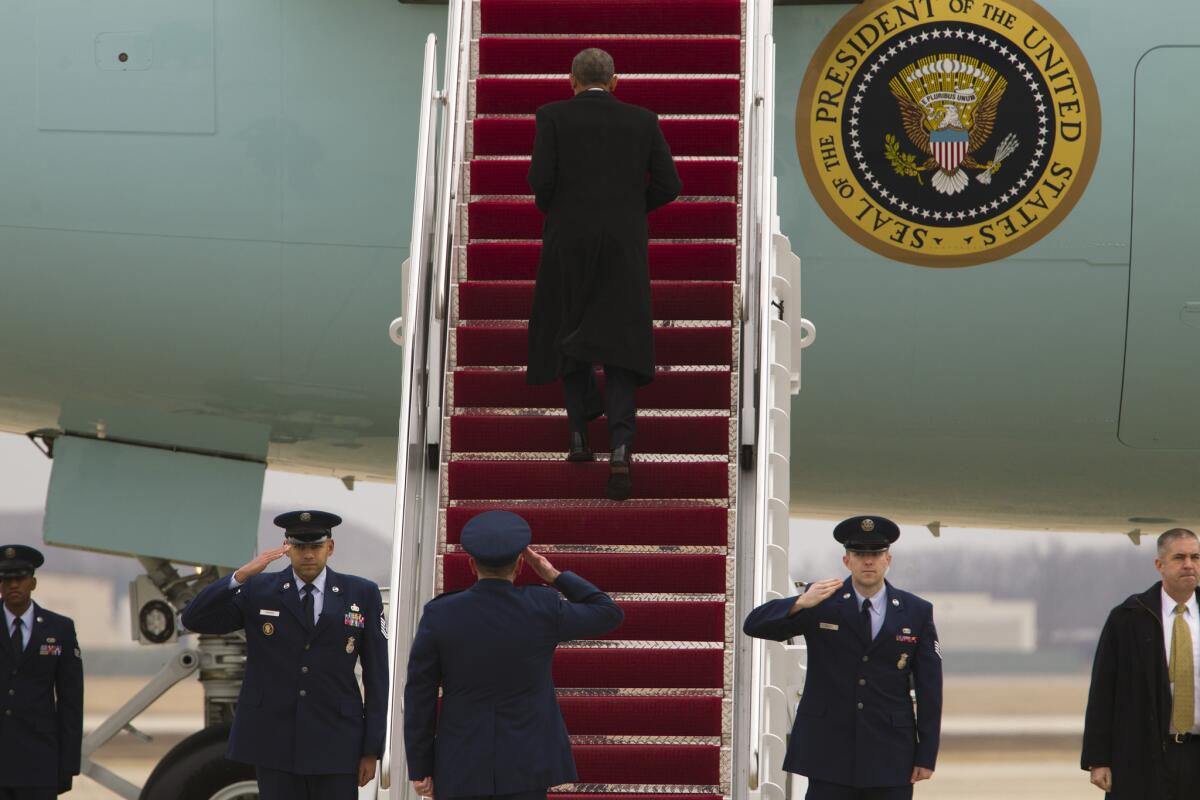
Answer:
[{"left": 884, "top": 134, "right": 927, "bottom": 186}]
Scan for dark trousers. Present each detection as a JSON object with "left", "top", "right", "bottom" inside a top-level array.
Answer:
[
  {"left": 805, "top": 779, "right": 913, "bottom": 800},
  {"left": 0, "top": 789, "right": 56, "bottom": 800},
  {"left": 450, "top": 791, "right": 548, "bottom": 800},
  {"left": 1164, "top": 737, "right": 1200, "bottom": 800},
  {"left": 562, "top": 362, "right": 637, "bottom": 450},
  {"left": 255, "top": 766, "right": 357, "bottom": 800}
]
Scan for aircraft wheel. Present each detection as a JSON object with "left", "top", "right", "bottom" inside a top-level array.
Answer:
[{"left": 139, "top": 724, "right": 257, "bottom": 800}]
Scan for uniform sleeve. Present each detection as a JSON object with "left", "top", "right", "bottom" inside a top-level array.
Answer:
[
  {"left": 55, "top": 620, "right": 84, "bottom": 781},
  {"left": 403, "top": 607, "right": 441, "bottom": 780},
  {"left": 645, "top": 113, "right": 682, "bottom": 213},
  {"left": 360, "top": 583, "right": 389, "bottom": 758},
  {"left": 553, "top": 571, "right": 624, "bottom": 641},
  {"left": 527, "top": 106, "right": 557, "bottom": 213},
  {"left": 1081, "top": 611, "right": 1119, "bottom": 770},
  {"left": 912, "top": 609, "right": 943, "bottom": 770},
  {"left": 742, "top": 597, "right": 810, "bottom": 641},
  {"left": 180, "top": 574, "right": 247, "bottom": 634}
]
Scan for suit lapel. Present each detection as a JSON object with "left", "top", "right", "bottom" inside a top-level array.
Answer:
[
  {"left": 276, "top": 569, "right": 308, "bottom": 629},
  {"left": 315, "top": 569, "right": 345, "bottom": 637},
  {"left": 870, "top": 583, "right": 903, "bottom": 653}
]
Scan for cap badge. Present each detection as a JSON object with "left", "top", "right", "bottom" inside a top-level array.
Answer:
[
  {"left": 861, "top": 519, "right": 875, "bottom": 532},
  {"left": 3, "top": 547, "right": 14, "bottom": 559},
  {"left": 299, "top": 512, "right": 312, "bottom": 522},
  {"left": 262, "top": 622, "right": 275, "bottom": 637},
  {"left": 346, "top": 636, "right": 356, "bottom": 654}
]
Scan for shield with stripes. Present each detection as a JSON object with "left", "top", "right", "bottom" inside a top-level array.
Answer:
[{"left": 929, "top": 128, "right": 970, "bottom": 172}]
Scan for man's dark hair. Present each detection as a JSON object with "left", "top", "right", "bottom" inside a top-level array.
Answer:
[
  {"left": 571, "top": 48, "right": 615, "bottom": 86},
  {"left": 475, "top": 558, "right": 519, "bottom": 579},
  {"left": 1157, "top": 527, "right": 1198, "bottom": 556}
]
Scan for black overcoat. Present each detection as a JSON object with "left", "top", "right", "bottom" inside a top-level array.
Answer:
[
  {"left": 1081, "top": 582, "right": 1199, "bottom": 799},
  {"left": 526, "top": 90, "right": 681, "bottom": 385}
]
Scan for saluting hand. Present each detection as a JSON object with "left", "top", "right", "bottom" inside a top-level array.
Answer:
[
  {"left": 789, "top": 578, "right": 843, "bottom": 614},
  {"left": 233, "top": 544, "right": 291, "bottom": 584},
  {"left": 412, "top": 777, "right": 434, "bottom": 797},
  {"left": 524, "top": 547, "right": 561, "bottom": 583}
]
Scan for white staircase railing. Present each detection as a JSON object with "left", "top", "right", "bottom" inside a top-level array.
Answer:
[
  {"left": 734, "top": 1, "right": 815, "bottom": 800},
  {"left": 379, "top": 0, "right": 472, "bottom": 795}
]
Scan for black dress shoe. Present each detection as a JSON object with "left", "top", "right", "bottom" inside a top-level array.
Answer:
[
  {"left": 607, "top": 444, "right": 632, "bottom": 501},
  {"left": 567, "top": 431, "right": 594, "bottom": 462}
]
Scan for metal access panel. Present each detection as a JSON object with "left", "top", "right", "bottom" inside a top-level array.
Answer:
[
  {"left": 36, "top": 0, "right": 216, "bottom": 134},
  {"left": 44, "top": 436, "right": 265, "bottom": 567},
  {"left": 1120, "top": 46, "right": 1200, "bottom": 449}
]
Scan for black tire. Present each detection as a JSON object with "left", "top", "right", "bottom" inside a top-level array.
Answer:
[{"left": 139, "top": 724, "right": 258, "bottom": 800}]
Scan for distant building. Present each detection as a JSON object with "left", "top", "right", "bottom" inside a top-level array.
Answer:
[{"left": 922, "top": 592, "right": 1037, "bottom": 653}]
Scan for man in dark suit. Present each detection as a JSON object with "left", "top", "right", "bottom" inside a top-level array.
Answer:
[
  {"left": 743, "top": 517, "right": 942, "bottom": 800},
  {"left": 1082, "top": 528, "right": 1200, "bottom": 799},
  {"left": 181, "top": 511, "right": 387, "bottom": 800},
  {"left": 403, "top": 510, "right": 624, "bottom": 800},
  {"left": 0, "top": 545, "right": 83, "bottom": 799},
  {"left": 526, "top": 48, "right": 682, "bottom": 501}
]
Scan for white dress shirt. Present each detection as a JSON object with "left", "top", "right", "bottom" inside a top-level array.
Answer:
[
  {"left": 1161, "top": 587, "right": 1200, "bottom": 735},
  {"left": 229, "top": 567, "right": 327, "bottom": 625},
  {"left": 854, "top": 584, "right": 887, "bottom": 640},
  {"left": 3, "top": 603, "right": 35, "bottom": 651}
]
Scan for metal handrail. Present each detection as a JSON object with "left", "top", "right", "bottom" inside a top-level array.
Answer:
[{"left": 380, "top": 32, "right": 440, "bottom": 794}]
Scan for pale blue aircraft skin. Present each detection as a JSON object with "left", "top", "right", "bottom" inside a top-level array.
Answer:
[{"left": 0, "top": 0, "right": 1195, "bottom": 533}]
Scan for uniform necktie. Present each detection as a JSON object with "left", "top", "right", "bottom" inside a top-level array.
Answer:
[
  {"left": 10, "top": 617, "right": 23, "bottom": 661},
  {"left": 301, "top": 584, "right": 316, "bottom": 630},
  {"left": 1169, "top": 603, "right": 1194, "bottom": 734},
  {"left": 861, "top": 598, "right": 873, "bottom": 641}
]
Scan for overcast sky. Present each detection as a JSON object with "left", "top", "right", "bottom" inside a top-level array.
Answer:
[{"left": 0, "top": 431, "right": 1136, "bottom": 575}]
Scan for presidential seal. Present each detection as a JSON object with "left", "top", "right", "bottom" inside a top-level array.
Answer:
[{"left": 797, "top": 0, "right": 1100, "bottom": 267}]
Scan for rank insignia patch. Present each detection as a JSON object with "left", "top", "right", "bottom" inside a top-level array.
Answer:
[{"left": 797, "top": 0, "right": 1100, "bottom": 267}]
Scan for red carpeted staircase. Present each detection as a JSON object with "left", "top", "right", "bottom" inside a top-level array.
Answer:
[{"left": 440, "top": 1, "right": 743, "bottom": 795}]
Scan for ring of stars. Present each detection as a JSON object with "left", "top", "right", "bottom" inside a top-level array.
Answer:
[{"left": 845, "top": 26, "right": 1052, "bottom": 224}]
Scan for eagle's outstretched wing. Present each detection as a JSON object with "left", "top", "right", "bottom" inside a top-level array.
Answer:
[
  {"left": 891, "top": 87, "right": 931, "bottom": 155},
  {"left": 967, "top": 86, "right": 1004, "bottom": 152}
]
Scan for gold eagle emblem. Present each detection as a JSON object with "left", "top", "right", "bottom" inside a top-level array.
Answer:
[{"left": 886, "top": 55, "right": 1019, "bottom": 195}]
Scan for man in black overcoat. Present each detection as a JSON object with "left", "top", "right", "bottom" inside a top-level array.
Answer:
[
  {"left": 1082, "top": 527, "right": 1200, "bottom": 799},
  {"left": 526, "top": 48, "right": 682, "bottom": 501},
  {"left": 0, "top": 545, "right": 84, "bottom": 799},
  {"left": 403, "top": 510, "right": 624, "bottom": 800}
]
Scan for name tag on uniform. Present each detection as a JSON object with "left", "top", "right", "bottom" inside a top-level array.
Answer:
[
  {"left": 819, "top": 622, "right": 839, "bottom": 631},
  {"left": 259, "top": 609, "right": 281, "bottom": 617},
  {"left": 344, "top": 612, "right": 365, "bottom": 628},
  {"left": 39, "top": 645, "right": 63, "bottom": 656}
]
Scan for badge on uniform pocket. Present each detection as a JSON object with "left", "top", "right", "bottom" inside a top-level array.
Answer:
[
  {"left": 897, "top": 653, "right": 909, "bottom": 670},
  {"left": 346, "top": 636, "right": 356, "bottom": 654},
  {"left": 262, "top": 622, "right": 275, "bottom": 637}
]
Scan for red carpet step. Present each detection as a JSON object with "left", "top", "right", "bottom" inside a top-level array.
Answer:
[
  {"left": 480, "top": 0, "right": 742, "bottom": 36},
  {"left": 469, "top": 201, "right": 738, "bottom": 240},
  {"left": 464, "top": 243, "right": 736, "bottom": 281},
  {"left": 452, "top": 369, "right": 733, "bottom": 411},
  {"left": 476, "top": 78, "right": 740, "bottom": 115},
  {"left": 479, "top": 38, "right": 741, "bottom": 75},
  {"left": 446, "top": 505, "right": 728, "bottom": 546},
  {"left": 447, "top": 461, "right": 729, "bottom": 501},
  {"left": 558, "top": 696, "right": 723, "bottom": 735},
  {"left": 572, "top": 744, "right": 721, "bottom": 785},
  {"left": 554, "top": 649, "right": 724, "bottom": 688},
  {"left": 443, "top": 552, "right": 727, "bottom": 593},
  {"left": 599, "top": 601, "right": 727, "bottom": 642},
  {"left": 451, "top": 415, "right": 729, "bottom": 455},
  {"left": 474, "top": 118, "right": 740, "bottom": 157},
  {"left": 455, "top": 325, "right": 732, "bottom": 367},
  {"left": 471, "top": 159, "right": 739, "bottom": 197},
  {"left": 458, "top": 281, "right": 732, "bottom": 321}
]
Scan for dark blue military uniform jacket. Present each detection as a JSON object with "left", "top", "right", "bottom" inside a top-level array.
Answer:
[
  {"left": 403, "top": 573, "right": 624, "bottom": 798},
  {"left": 743, "top": 578, "right": 942, "bottom": 788},
  {"left": 0, "top": 604, "right": 83, "bottom": 789},
  {"left": 181, "top": 567, "right": 388, "bottom": 775}
]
